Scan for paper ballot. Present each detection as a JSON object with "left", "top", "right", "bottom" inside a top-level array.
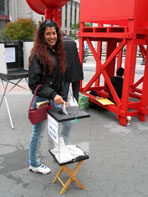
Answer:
[
  {"left": 61, "top": 102, "right": 68, "bottom": 115},
  {"left": 50, "top": 137, "right": 85, "bottom": 164}
]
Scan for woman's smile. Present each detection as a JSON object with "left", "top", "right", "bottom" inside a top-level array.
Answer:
[{"left": 44, "top": 27, "right": 57, "bottom": 48}]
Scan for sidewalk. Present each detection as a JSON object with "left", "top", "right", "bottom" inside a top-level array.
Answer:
[
  {"left": 0, "top": 81, "right": 30, "bottom": 95},
  {"left": 0, "top": 58, "right": 148, "bottom": 197}
]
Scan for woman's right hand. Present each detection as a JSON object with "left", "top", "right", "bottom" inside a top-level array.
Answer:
[{"left": 54, "top": 95, "right": 64, "bottom": 105}]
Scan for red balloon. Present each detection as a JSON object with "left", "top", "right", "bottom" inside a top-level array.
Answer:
[
  {"left": 26, "top": 0, "right": 69, "bottom": 15},
  {"left": 42, "top": 0, "right": 68, "bottom": 8}
]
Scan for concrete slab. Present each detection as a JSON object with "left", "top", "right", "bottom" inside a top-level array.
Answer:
[{"left": 0, "top": 57, "right": 148, "bottom": 197}]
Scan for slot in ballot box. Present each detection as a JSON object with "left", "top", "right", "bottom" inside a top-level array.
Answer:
[{"left": 47, "top": 106, "right": 90, "bottom": 194}]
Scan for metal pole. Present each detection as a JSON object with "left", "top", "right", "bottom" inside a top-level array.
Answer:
[{"left": 1, "top": 80, "right": 14, "bottom": 129}]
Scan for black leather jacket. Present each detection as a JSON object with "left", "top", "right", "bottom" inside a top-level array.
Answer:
[
  {"left": 63, "top": 36, "right": 83, "bottom": 82},
  {"left": 28, "top": 49, "right": 66, "bottom": 101}
]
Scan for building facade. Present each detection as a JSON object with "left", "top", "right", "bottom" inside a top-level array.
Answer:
[
  {"left": 7, "top": 0, "right": 80, "bottom": 35},
  {"left": 61, "top": 0, "right": 80, "bottom": 35}
]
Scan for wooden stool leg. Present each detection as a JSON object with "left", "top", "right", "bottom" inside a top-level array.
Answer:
[
  {"left": 60, "top": 161, "right": 84, "bottom": 195},
  {"left": 53, "top": 167, "right": 64, "bottom": 183}
]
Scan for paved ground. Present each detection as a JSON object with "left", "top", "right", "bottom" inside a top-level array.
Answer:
[{"left": 0, "top": 57, "right": 148, "bottom": 197}]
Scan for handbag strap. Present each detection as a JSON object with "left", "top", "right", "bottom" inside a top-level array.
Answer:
[
  {"left": 69, "top": 84, "right": 75, "bottom": 101},
  {"left": 69, "top": 83, "right": 73, "bottom": 97},
  {"left": 29, "top": 84, "right": 41, "bottom": 111}
]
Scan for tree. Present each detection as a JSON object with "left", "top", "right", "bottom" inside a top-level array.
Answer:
[
  {"left": 0, "top": 18, "right": 36, "bottom": 41},
  {"left": 70, "top": 22, "right": 92, "bottom": 39}
]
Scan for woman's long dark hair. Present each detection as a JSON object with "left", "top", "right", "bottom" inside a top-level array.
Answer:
[{"left": 29, "top": 20, "right": 65, "bottom": 75}]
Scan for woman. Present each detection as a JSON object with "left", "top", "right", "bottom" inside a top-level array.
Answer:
[{"left": 28, "top": 20, "right": 71, "bottom": 174}]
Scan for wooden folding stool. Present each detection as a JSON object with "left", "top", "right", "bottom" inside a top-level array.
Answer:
[{"left": 53, "top": 160, "right": 85, "bottom": 195}]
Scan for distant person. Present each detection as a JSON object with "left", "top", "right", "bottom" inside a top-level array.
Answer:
[
  {"left": 63, "top": 35, "right": 83, "bottom": 102},
  {"left": 106, "top": 67, "right": 124, "bottom": 99}
]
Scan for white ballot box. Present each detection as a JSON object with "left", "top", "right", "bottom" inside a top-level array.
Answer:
[
  {"left": 48, "top": 106, "right": 90, "bottom": 165},
  {"left": 47, "top": 106, "right": 90, "bottom": 194}
]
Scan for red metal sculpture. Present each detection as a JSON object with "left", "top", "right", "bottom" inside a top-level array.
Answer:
[
  {"left": 26, "top": 0, "right": 69, "bottom": 26},
  {"left": 26, "top": 0, "right": 148, "bottom": 126},
  {"left": 79, "top": 0, "right": 148, "bottom": 126}
]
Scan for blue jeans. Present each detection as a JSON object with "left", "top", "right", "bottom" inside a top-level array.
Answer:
[
  {"left": 29, "top": 96, "right": 72, "bottom": 167},
  {"left": 64, "top": 81, "right": 80, "bottom": 102}
]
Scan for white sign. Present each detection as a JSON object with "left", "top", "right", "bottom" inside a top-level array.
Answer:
[
  {"left": 48, "top": 115, "right": 59, "bottom": 144},
  {"left": 5, "top": 47, "right": 16, "bottom": 63}
]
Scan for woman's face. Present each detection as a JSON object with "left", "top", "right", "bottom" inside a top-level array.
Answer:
[{"left": 44, "top": 26, "right": 57, "bottom": 49}]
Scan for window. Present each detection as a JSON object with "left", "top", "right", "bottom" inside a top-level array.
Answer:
[
  {"left": 0, "top": 0, "right": 9, "bottom": 15},
  {"left": 0, "top": 0, "right": 4, "bottom": 15},
  {"left": 70, "top": 0, "right": 73, "bottom": 27},
  {"left": 65, "top": 4, "right": 67, "bottom": 28},
  {"left": 74, "top": 2, "right": 77, "bottom": 24}
]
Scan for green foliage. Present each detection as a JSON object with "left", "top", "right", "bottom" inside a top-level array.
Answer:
[
  {"left": 69, "top": 31, "right": 78, "bottom": 40},
  {"left": 0, "top": 30, "right": 11, "bottom": 41},
  {"left": 2, "top": 18, "right": 36, "bottom": 41},
  {"left": 71, "top": 22, "right": 92, "bottom": 30},
  {"left": 71, "top": 23, "right": 80, "bottom": 30}
]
